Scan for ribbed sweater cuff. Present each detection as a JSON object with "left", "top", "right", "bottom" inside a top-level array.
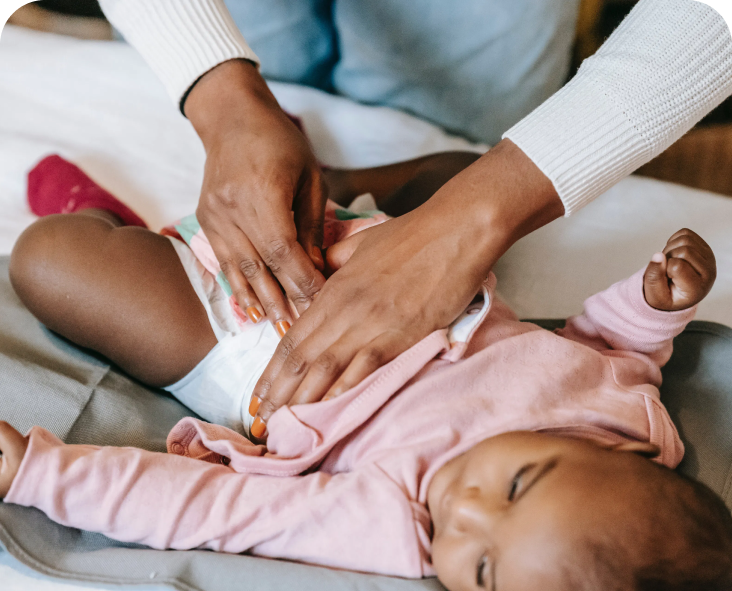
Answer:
[
  {"left": 504, "top": 0, "right": 732, "bottom": 216},
  {"left": 503, "top": 73, "right": 648, "bottom": 216},
  {"left": 101, "top": 0, "right": 259, "bottom": 106}
]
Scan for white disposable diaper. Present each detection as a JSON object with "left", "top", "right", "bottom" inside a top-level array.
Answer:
[
  {"left": 165, "top": 237, "right": 280, "bottom": 438},
  {"left": 164, "top": 234, "right": 492, "bottom": 438}
]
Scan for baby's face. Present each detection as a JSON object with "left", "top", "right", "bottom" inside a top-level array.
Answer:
[{"left": 428, "top": 431, "right": 663, "bottom": 591}]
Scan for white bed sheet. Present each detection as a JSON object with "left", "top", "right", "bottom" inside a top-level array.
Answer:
[{"left": 1, "top": 23, "right": 732, "bottom": 591}]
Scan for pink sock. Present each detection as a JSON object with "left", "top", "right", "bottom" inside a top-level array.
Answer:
[{"left": 27, "top": 155, "right": 148, "bottom": 228}]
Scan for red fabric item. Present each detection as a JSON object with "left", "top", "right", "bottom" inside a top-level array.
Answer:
[{"left": 27, "top": 155, "right": 148, "bottom": 228}]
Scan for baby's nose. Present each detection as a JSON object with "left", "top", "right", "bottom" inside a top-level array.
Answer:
[{"left": 448, "top": 487, "right": 497, "bottom": 534}]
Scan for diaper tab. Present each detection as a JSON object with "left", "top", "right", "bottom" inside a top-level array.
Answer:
[{"left": 440, "top": 274, "right": 496, "bottom": 362}]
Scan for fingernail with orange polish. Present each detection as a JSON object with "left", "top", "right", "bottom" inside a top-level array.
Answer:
[
  {"left": 251, "top": 417, "right": 266, "bottom": 439},
  {"left": 311, "top": 246, "right": 324, "bottom": 270},
  {"left": 276, "top": 320, "right": 291, "bottom": 338},
  {"left": 248, "top": 396, "right": 261, "bottom": 417},
  {"left": 324, "top": 386, "right": 343, "bottom": 401},
  {"left": 246, "top": 306, "right": 263, "bottom": 323}
]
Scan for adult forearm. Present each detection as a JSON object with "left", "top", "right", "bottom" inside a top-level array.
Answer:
[
  {"left": 505, "top": 0, "right": 732, "bottom": 215},
  {"left": 184, "top": 59, "right": 278, "bottom": 145},
  {"left": 97, "top": 0, "right": 259, "bottom": 105}
]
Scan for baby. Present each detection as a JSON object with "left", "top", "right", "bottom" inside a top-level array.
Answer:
[{"left": 0, "top": 154, "right": 731, "bottom": 590}]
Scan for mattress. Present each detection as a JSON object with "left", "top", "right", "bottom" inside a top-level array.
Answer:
[{"left": 1, "top": 23, "right": 732, "bottom": 591}]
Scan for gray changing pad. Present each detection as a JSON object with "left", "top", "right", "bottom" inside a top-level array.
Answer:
[{"left": 0, "top": 257, "right": 730, "bottom": 591}]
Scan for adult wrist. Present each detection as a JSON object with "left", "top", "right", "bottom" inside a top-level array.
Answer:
[
  {"left": 480, "top": 139, "right": 563, "bottom": 243},
  {"left": 428, "top": 139, "right": 564, "bottom": 272},
  {"left": 184, "top": 59, "right": 278, "bottom": 149}
]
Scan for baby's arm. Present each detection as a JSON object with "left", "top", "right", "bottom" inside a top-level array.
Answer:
[
  {"left": 558, "top": 229, "right": 716, "bottom": 367},
  {"left": 0, "top": 423, "right": 322, "bottom": 552},
  {"left": 324, "top": 151, "right": 481, "bottom": 217},
  {"left": 0, "top": 422, "right": 419, "bottom": 574}
]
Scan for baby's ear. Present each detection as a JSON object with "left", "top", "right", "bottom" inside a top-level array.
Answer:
[{"left": 608, "top": 441, "right": 661, "bottom": 459}]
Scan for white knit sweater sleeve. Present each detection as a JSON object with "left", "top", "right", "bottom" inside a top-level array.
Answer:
[
  {"left": 504, "top": 0, "right": 732, "bottom": 215},
  {"left": 98, "top": 0, "right": 259, "bottom": 106}
]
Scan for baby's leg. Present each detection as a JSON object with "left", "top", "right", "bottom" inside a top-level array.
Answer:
[
  {"left": 325, "top": 151, "right": 481, "bottom": 216},
  {"left": 10, "top": 210, "right": 217, "bottom": 387}
]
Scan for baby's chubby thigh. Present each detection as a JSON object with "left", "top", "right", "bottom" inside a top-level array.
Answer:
[{"left": 164, "top": 322, "right": 280, "bottom": 438}]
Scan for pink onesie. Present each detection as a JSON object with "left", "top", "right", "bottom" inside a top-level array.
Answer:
[{"left": 5, "top": 269, "right": 693, "bottom": 578}]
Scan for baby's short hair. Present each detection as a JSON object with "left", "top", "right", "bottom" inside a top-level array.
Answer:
[{"left": 568, "top": 467, "right": 732, "bottom": 590}]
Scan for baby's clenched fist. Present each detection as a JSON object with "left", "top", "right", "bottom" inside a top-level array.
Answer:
[{"left": 644, "top": 228, "right": 716, "bottom": 312}]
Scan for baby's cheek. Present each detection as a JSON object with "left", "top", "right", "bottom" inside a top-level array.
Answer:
[{"left": 430, "top": 533, "right": 468, "bottom": 591}]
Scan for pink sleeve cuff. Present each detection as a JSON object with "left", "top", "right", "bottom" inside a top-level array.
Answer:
[
  {"left": 5, "top": 427, "right": 71, "bottom": 507},
  {"left": 582, "top": 268, "right": 696, "bottom": 358},
  {"left": 622, "top": 268, "right": 697, "bottom": 332}
]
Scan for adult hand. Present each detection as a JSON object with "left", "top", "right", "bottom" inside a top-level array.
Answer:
[
  {"left": 185, "top": 59, "right": 326, "bottom": 329},
  {"left": 248, "top": 140, "right": 564, "bottom": 440}
]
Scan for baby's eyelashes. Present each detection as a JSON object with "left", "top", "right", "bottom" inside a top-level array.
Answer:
[
  {"left": 508, "top": 462, "right": 535, "bottom": 501},
  {"left": 476, "top": 554, "right": 492, "bottom": 589}
]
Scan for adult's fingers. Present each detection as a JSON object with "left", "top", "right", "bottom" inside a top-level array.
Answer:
[
  {"left": 186, "top": 58, "right": 327, "bottom": 326},
  {"left": 289, "top": 329, "right": 408, "bottom": 405},
  {"left": 323, "top": 331, "right": 412, "bottom": 400},
  {"left": 248, "top": 311, "right": 333, "bottom": 432},
  {"left": 270, "top": 333, "right": 352, "bottom": 410},
  {"left": 249, "top": 326, "right": 413, "bottom": 441},
  {"left": 204, "top": 230, "right": 262, "bottom": 323},
  {"left": 258, "top": 201, "right": 327, "bottom": 316},
  {"left": 247, "top": 222, "right": 384, "bottom": 426},
  {"left": 261, "top": 232, "right": 325, "bottom": 317},
  {"left": 294, "top": 169, "right": 326, "bottom": 274},
  {"left": 204, "top": 225, "right": 292, "bottom": 326}
]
